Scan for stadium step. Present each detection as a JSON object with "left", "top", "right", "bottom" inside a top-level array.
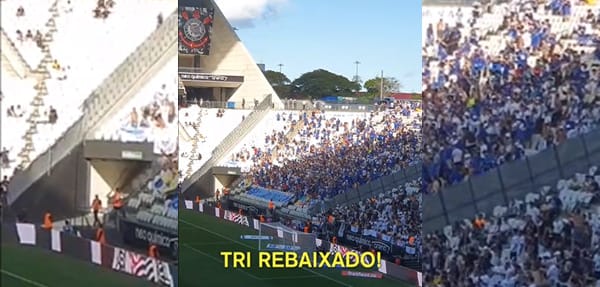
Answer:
[
  {"left": 0, "top": 29, "right": 33, "bottom": 78},
  {"left": 16, "top": 75, "right": 47, "bottom": 171},
  {"left": 272, "top": 119, "right": 305, "bottom": 161},
  {"left": 184, "top": 113, "right": 205, "bottom": 178},
  {"left": 0, "top": 54, "right": 17, "bottom": 77}
]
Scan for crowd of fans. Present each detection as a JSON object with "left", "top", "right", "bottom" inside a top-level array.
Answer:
[
  {"left": 422, "top": 0, "right": 600, "bottom": 285},
  {"left": 322, "top": 180, "right": 422, "bottom": 259},
  {"left": 422, "top": 0, "right": 600, "bottom": 194},
  {"left": 423, "top": 166, "right": 600, "bottom": 286},
  {"left": 234, "top": 101, "right": 421, "bottom": 205}
]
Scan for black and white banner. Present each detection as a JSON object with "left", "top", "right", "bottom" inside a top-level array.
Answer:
[
  {"left": 224, "top": 210, "right": 250, "bottom": 227},
  {"left": 120, "top": 219, "right": 178, "bottom": 259},
  {"left": 10, "top": 223, "right": 178, "bottom": 286},
  {"left": 178, "top": 6, "right": 214, "bottom": 55},
  {"left": 343, "top": 232, "right": 394, "bottom": 254},
  {"left": 112, "top": 248, "right": 174, "bottom": 287}
]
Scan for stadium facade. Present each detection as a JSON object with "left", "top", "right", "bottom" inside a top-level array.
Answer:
[{"left": 179, "top": 0, "right": 283, "bottom": 198}]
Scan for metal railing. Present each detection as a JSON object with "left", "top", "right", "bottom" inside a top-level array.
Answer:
[
  {"left": 424, "top": 128, "right": 600, "bottom": 233},
  {"left": 178, "top": 67, "right": 242, "bottom": 75},
  {"left": 282, "top": 101, "right": 375, "bottom": 112},
  {"left": 183, "top": 99, "right": 377, "bottom": 112}
]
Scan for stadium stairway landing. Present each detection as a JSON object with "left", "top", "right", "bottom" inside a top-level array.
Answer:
[{"left": 7, "top": 11, "right": 178, "bottom": 211}]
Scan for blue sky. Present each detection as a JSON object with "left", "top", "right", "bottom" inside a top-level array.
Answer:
[{"left": 215, "top": 0, "right": 421, "bottom": 93}]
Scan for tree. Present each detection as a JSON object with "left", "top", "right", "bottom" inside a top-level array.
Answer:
[
  {"left": 264, "top": 70, "right": 290, "bottom": 86},
  {"left": 290, "top": 69, "right": 360, "bottom": 99},
  {"left": 264, "top": 70, "right": 292, "bottom": 98},
  {"left": 363, "top": 76, "right": 401, "bottom": 99}
]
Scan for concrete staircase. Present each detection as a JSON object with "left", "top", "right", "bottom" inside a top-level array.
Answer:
[
  {"left": 271, "top": 117, "right": 305, "bottom": 162},
  {"left": 13, "top": 3, "right": 60, "bottom": 172},
  {"left": 184, "top": 111, "right": 205, "bottom": 178}
]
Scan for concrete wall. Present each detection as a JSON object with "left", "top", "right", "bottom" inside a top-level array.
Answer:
[
  {"left": 83, "top": 141, "right": 156, "bottom": 162},
  {"left": 83, "top": 140, "right": 155, "bottom": 206},
  {"left": 10, "top": 144, "right": 89, "bottom": 223},
  {"left": 178, "top": 0, "right": 283, "bottom": 108}
]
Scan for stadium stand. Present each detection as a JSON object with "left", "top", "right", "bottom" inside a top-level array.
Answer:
[
  {"left": 422, "top": 0, "right": 600, "bottom": 285},
  {"left": 320, "top": 179, "right": 422, "bottom": 269},
  {"left": 424, "top": 166, "right": 600, "bottom": 286},
  {"left": 226, "top": 103, "right": 421, "bottom": 209},
  {"left": 1, "top": 0, "right": 178, "bottom": 274},
  {"left": 177, "top": 0, "right": 422, "bottom": 278},
  {"left": 422, "top": 0, "right": 600, "bottom": 194},
  {"left": 199, "top": 100, "right": 424, "bottom": 268},
  {"left": 126, "top": 153, "right": 178, "bottom": 233},
  {"left": 94, "top": 57, "right": 178, "bottom": 144},
  {"left": 3, "top": 0, "right": 177, "bottom": 211},
  {"left": 179, "top": 105, "right": 251, "bottom": 178}
]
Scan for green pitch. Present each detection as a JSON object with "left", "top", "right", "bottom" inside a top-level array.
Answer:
[
  {"left": 179, "top": 209, "right": 414, "bottom": 287},
  {"left": 1, "top": 243, "right": 152, "bottom": 287}
]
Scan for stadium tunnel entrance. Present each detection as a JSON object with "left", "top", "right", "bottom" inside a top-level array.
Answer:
[
  {"left": 212, "top": 166, "right": 242, "bottom": 191},
  {"left": 83, "top": 140, "right": 156, "bottom": 216},
  {"left": 182, "top": 166, "right": 241, "bottom": 201}
]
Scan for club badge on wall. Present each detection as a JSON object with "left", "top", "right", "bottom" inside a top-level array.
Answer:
[{"left": 178, "top": 7, "right": 214, "bottom": 55}]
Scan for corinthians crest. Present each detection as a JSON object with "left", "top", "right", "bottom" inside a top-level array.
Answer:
[
  {"left": 178, "top": 7, "right": 214, "bottom": 55},
  {"left": 183, "top": 18, "right": 206, "bottom": 41}
]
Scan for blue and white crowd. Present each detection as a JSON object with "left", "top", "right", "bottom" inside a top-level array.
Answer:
[
  {"left": 422, "top": 0, "right": 600, "bottom": 194},
  {"left": 422, "top": 0, "right": 600, "bottom": 285},
  {"left": 323, "top": 179, "right": 422, "bottom": 259},
  {"left": 241, "top": 101, "right": 421, "bottom": 206}
]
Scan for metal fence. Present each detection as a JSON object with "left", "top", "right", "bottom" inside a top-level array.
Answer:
[
  {"left": 183, "top": 99, "right": 378, "bottom": 112},
  {"left": 424, "top": 128, "right": 600, "bottom": 233}
]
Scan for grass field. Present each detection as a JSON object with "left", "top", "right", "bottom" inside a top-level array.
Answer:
[
  {"left": 1, "top": 244, "right": 153, "bottom": 287},
  {"left": 179, "top": 209, "right": 412, "bottom": 287}
]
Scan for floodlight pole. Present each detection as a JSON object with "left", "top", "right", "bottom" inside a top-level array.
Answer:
[
  {"left": 278, "top": 64, "right": 284, "bottom": 74},
  {"left": 354, "top": 61, "right": 360, "bottom": 83},
  {"left": 380, "top": 70, "right": 384, "bottom": 100}
]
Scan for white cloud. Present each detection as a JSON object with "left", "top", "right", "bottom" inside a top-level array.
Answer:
[{"left": 214, "top": 0, "right": 288, "bottom": 28}]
